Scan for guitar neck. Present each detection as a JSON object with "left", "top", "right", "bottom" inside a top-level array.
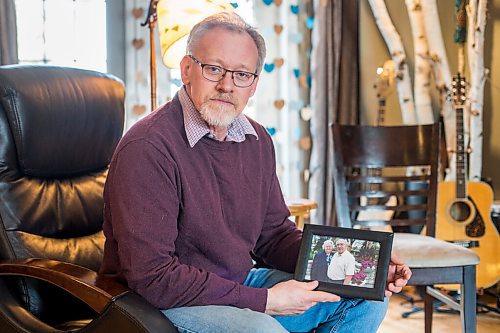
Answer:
[
  {"left": 455, "top": 105, "right": 467, "bottom": 199},
  {"left": 376, "top": 98, "right": 386, "bottom": 126}
]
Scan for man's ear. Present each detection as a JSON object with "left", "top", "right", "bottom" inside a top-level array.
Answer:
[{"left": 180, "top": 55, "right": 191, "bottom": 84}]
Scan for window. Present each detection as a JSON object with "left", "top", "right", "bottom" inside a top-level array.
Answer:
[{"left": 15, "top": 0, "right": 107, "bottom": 72}]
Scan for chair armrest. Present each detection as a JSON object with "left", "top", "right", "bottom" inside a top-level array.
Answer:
[
  {"left": 0, "top": 258, "right": 127, "bottom": 312},
  {"left": 0, "top": 258, "right": 178, "bottom": 333}
]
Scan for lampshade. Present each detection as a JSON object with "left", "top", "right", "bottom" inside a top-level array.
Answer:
[{"left": 157, "top": 0, "right": 235, "bottom": 69}]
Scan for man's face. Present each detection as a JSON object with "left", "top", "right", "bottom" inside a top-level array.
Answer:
[
  {"left": 180, "top": 27, "right": 259, "bottom": 128},
  {"left": 324, "top": 244, "right": 333, "bottom": 255},
  {"left": 336, "top": 241, "right": 347, "bottom": 254}
]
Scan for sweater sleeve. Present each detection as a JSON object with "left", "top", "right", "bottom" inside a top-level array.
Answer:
[{"left": 104, "top": 139, "right": 268, "bottom": 311}]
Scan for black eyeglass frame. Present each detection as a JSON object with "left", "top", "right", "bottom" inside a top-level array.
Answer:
[{"left": 188, "top": 55, "right": 258, "bottom": 88}]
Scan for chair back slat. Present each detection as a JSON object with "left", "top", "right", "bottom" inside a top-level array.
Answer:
[{"left": 332, "top": 123, "right": 440, "bottom": 237}]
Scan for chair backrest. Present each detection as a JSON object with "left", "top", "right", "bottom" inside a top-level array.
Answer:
[
  {"left": 331, "top": 123, "right": 440, "bottom": 237},
  {"left": 0, "top": 65, "right": 125, "bottom": 318}
]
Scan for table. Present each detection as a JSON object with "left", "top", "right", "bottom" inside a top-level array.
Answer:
[{"left": 286, "top": 198, "right": 318, "bottom": 229}]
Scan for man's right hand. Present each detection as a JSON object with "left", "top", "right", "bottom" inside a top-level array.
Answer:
[{"left": 265, "top": 279, "right": 340, "bottom": 316}]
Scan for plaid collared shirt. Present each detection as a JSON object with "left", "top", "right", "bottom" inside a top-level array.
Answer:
[{"left": 178, "top": 86, "right": 258, "bottom": 148}]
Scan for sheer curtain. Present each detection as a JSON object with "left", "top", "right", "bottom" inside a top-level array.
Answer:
[
  {"left": 308, "top": 0, "right": 359, "bottom": 226},
  {"left": 0, "top": 0, "right": 18, "bottom": 65}
]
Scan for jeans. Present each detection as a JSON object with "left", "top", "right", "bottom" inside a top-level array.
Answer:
[{"left": 162, "top": 268, "right": 388, "bottom": 333}]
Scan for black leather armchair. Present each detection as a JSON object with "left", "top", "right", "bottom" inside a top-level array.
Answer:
[{"left": 0, "top": 65, "right": 177, "bottom": 332}]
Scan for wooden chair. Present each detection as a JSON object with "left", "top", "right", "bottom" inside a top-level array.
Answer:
[{"left": 331, "top": 123, "right": 479, "bottom": 333}]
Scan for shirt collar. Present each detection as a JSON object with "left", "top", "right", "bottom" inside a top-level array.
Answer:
[{"left": 178, "top": 86, "right": 258, "bottom": 148}]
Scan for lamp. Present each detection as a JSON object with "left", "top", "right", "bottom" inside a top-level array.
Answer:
[{"left": 142, "top": 0, "right": 234, "bottom": 111}]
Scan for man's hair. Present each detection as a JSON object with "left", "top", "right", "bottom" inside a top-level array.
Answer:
[
  {"left": 186, "top": 12, "right": 266, "bottom": 74},
  {"left": 336, "top": 238, "right": 348, "bottom": 245},
  {"left": 322, "top": 239, "right": 334, "bottom": 250}
]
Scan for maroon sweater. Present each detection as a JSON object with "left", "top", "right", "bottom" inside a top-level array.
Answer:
[{"left": 100, "top": 94, "right": 302, "bottom": 312}]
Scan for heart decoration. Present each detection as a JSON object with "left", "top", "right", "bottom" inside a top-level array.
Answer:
[
  {"left": 274, "top": 99, "right": 285, "bottom": 109},
  {"left": 274, "top": 58, "right": 284, "bottom": 68},
  {"left": 264, "top": 63, "right": 275, "bottom": 73},
  {"left": 132, "top": 38, "right": 144, "bottom": 49},
  {"left": 266, "top": 127, "right": 277, "bottom": 136},
  {"left": 299, "top": 75, "right": 312, "bottom": 89},
  {"left": 306, "top": 16, "right": 315, "bottom": 30},
  {"left": 274, "top": 24, "right": 283, "bottom": 35},
  {"left": 135, "top": 71, "right": 145, "bottom": 82},
  {"left": 293, "top": 68, "right": 301, "bottom": 78},
  {"left": 290, "top": 4, "right": 299, "bottom": 14},
  {"left": 300, "top": 106, "right": 313, "bottom": 121},
  {"left": 263, "top": 0, "right": 273, "bottom": 5},
  {"left": 275, "top": 0, "right": 283, "bottom": 6},
  {"left": 230, "top": 2, "right": 238, "bottom": 8},
  {"left": 299, "top": 75, "right": 308, "bottom": 89},
  {"left": 131, "top": 7, "right": 144, "bottom": 19},
  {"left": 132, "top": 104, "right": 147, "bottom": 116},
  {"left": 298, "top": 137, "right": 312, "bottom": 150},
  {"left": 295, "top": 127, "right": 302, "bottom": 139},
  {"left": 170, "top": 78, "right": 182, "bottom": 87}
]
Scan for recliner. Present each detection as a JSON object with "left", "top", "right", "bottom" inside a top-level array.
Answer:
[{"left": 0, "top": 65, "right": 177, "bottom": 332}]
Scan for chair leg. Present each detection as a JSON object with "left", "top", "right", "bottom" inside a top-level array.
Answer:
[
  {"left": 424, "top": 287, "right": 434, "bottom": 333},
  {"left": 461, "top": 265, "right": 476, "bottom": 333}
]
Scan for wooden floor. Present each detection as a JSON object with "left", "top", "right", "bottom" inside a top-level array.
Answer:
[{"left": 378, "top": 287, "right": 500, "bottom": 332}]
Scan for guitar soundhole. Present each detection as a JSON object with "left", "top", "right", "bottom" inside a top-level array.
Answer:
[{"left": 449, "top": 201, "right": 471, "bottom": 222}]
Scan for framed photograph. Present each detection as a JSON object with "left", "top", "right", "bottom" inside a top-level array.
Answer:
[{"left": 294, "top": 224, "right": 394, "bottom": 301}]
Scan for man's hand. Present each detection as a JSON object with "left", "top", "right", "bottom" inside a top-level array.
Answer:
[
  {"left": 265, "top": 280, "right": 340, "bottom": 316},
  {"left": 385, "top": 251, "right": 412, "bottom": 297}
]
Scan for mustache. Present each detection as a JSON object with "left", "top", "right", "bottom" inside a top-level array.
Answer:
[{"left": 210, "top": 93, "right": 236, "bottom": 104}]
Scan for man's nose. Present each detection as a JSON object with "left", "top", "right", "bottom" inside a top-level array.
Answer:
[{"left": 216, "top": 72, "right": 235, "bottom": 92}]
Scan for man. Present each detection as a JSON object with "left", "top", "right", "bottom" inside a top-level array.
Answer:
[
  {"left": 328, "top": 239, "right": 356, "bottom": 285},
  {"left": 310, "top": 239, "right": 335, "bottom": 282},
  {"left": 100, "top": 12, "right": 411, "bottom": 333}
]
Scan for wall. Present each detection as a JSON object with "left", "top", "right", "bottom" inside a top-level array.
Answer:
[{"left": 359, "top": 0, "right": 500, "bottom": 200}]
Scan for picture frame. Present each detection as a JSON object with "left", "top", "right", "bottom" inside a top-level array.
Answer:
[{"left": 294, "top": 224, "right": 394, "bottom": 301}]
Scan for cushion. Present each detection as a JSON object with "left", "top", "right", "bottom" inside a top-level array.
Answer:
[{"left": 393, "top": 233, "right": 479, "bottom": 268}]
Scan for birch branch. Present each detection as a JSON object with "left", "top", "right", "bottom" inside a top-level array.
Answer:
[
  {"left": 467, "top": 0, "right": 488, "bottom": 181},
  {"left": 405, "top": 0, "right": 434, "bottom": 124},
  {"left": 421, "top": 0, "right": 455, "bottom": 179},
  {"left": 368, "top": 0, "right": 417, "bottom": 125}
]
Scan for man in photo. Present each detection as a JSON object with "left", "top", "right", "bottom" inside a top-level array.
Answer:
[
  {"left": 327, "top": 239, "right": 356, "bottom": 285},
  {"left": 310, "top": 239, "right": 334, "bottom": 281}
]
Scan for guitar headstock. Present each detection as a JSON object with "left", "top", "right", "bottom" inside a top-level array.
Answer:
[
  {"left": 374, "top": 60, "right": 396, "bottom": 100},
  {"left": 452, "top": 73, "right": 467, "bottom": 107}
]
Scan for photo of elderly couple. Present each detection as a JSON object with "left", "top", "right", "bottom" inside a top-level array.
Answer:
[{"left": 307, "top": 236, "right": 381, "bottom": 288}]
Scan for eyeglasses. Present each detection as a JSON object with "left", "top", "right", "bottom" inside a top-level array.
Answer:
[{"left": 188, "top": 55, "right": 258, "bottom": 88}]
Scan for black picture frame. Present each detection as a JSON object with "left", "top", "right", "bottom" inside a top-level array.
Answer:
[{"left": 294, "top": 224, "right": 394, "bottom": 301}]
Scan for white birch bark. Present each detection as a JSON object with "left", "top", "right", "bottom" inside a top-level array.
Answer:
[
  {"left": 368, "top": 0, "right": 417, "bottom": 125},
  {"left": 405, "top": 0, "right": 434, "bottom": 124},
  {"left": 421, "top": 0, "right": 455, "bottom": 180},
  {"left": 467, "top": 0, "right": 488, "bottom": 181}
]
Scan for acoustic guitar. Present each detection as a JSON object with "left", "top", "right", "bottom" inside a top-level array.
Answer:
[{"left": 436, "top": 73, "right": 499, "bottom": 289}]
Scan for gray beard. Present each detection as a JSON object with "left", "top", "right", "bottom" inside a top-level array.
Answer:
[{"left": 199, "top": 102, "right": 239, "bottom": 128}]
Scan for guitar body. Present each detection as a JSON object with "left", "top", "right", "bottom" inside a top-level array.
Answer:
[{"left": 436, "top": 180, "right": 500, "bottom": 289}]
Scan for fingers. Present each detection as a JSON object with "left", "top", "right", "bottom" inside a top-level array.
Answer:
[
  {"left": 313, "top": 291, "right": 341, "bottom": 303},
  {"left": 302, "top": 280, "right": 319, "bottom": 290},
  {"left": 387, "top": 282, "right": 403, "bottom": 294},
  {"left": 400, "top": 265, "right": 412, "bottom": 280},
  {"left": 390, "top": 251, "right": 404, "bottom": 265}
]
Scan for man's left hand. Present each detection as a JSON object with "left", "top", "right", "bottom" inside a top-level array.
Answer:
[{"left": 385, "top": 251, "right": 412, "bottom": 297}]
